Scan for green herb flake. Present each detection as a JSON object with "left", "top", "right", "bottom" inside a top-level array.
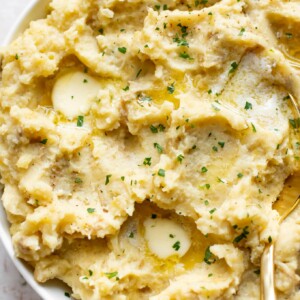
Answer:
[
  {"left": 268, "top": 236, "right": 272, "bottom": 243},
  {"left": 167, "top": 83, "right": 175, "bottom": 94},
  {"left": 105, "top": 174, "right": 112, "bottom": 185},
  {"left": 65, "top": 292, "right": 71, "bottom": 298},
  {"left": 244, "top": 101, "right": 253, "bottom": 110},
  {"left": 238, "top": 28, "right": 245, "bottom": 36},
  {"left": 229, "top": 61, "right": 238, "bottom": 74},
  {"left": 218, "top": 141, "right": 225, "bottom": 148},
  {"left": 254, "top": 269, "right": 260, "bottom": 275},
  {"left": 98, "top": 28, "right": 104, "bottom": 35},
  {"left": 151, "top": 213, "right": 157, "bottom": 219},
  {"left": 158, "top": 169, "right": 165, "bottom": 177},
  {"left": 143, "top": 157, "right": 152, "bottom": 166},
  {"left": 209, "top": 208, "right": 216, "bottom": 214},
  {"left": 173, "top": 34, "right": 189, "bottom": 47},
  {"left": 172, "top": 241, "right": 181, "bottom": 251},
  {"left": 154, "top": 4, "right": 161, "bottom": 10},
  {"left": 212, "top": 146, "right": 218, "bottom": 152},
  {"left": 118, "top": 47, "right": 127, "bottom": 54},
  {"left": 77, "top": 116, "right": 84, "bottom": 127},
  {"left": 163, "top": 4, "right": 168, "bottom": 10},
  {"left": 208, "top": 273, "right": 213, "bottom": 277},
  {"left": 208, "top": 89, "right": 212, "bottom": 94},
  {"left": 204, "top": 246, "right": 216, "bottom": 265},
  {"left": 89, "top": 270, "right": 93, "bottom": 276},
  {"left": 208, "top": 12, "right": 213, "bottom": 15},
  {"left": 179, "top": 52, "right": 193, "bottom": 60},
  {"left": 169, "top": 234, "right": 175, "bottom": 238},
  {"left": 289, "top": 118, "right": 300, "bottom": 129},
  {"left": 83, "top": 79, "right": 88, "bottom": 83},
  {"left": 201, "top": 166, "right": 208, "bottom": 173},
  {"left": 87, "top": 208, "right": 95, "bottom": 214},
  {"left": 105, "top": 271, "right": 118, "bottom": 279},
  {"left": 129, "top": 231, "right": 134, "bottom": 238},
  {"left": 15, "top": 54, "right": 19, "bottom": 60},
  {"left": 158, "top": 124, "right": 165, "bottom": 132},
  {"left": 154, "top": 143, "right": 163, "bottom": 154},
  {"left": 237, "top": 173, "right": 243, "bottom": 178},
  {"left": 150, "top": 125, "right": 158, "bottom": 133},
  {"left": 177, "top": 154, "right": 184, "bottom": 163},
  {"left": 233, "top": 226, "right": 249, "bottom": 243},
  {"left": 285, "top": 32, "right": 293, "bottom": 39},
  {"left": 283, "top": 95, "right": 291, "bottom": 101},
  {"left": 40, "top": 139, "right": 48, "bottom": 145},
  {"left": 123, "top": 85, "right": 129, "bottom": 91},
  {"left": 251, "top": 123, "right": 257, "bottom": 133},
  {"left": 121, "top": 176, "right": 125, "bottom": 181},
  {"left": 74, "top": 177, "right": 83, "bottom": 184},
  {"left": 204, "top": 200, "right": 209, "bottom": 206},
  {"left": 136, "top": 69, "right": 142, "bottom": 78}
]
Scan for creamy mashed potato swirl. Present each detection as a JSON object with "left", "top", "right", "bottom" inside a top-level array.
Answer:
[{"left": 0, "top": 0, "right": 300, "bottom": 299}]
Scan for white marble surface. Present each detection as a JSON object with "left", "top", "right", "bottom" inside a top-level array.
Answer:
[{"left": 0, "top": 1, "right": 42, "bottom": 299}]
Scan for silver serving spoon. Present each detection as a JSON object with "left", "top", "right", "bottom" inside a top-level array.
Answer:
[{"left": 260, "top": 94, "right": 300, "bottom": 300}]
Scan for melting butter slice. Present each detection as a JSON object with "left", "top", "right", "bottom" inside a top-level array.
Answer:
[
  {"left": 52, "top": 71, "right": 102, "bottom": 119},
  {"left": 144, "top": 218, "right": 191, "bottom": 259}
]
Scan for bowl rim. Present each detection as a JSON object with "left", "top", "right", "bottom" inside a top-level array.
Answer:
[{"left": 0, "top": 1, "right": 71, "bottom": 299}]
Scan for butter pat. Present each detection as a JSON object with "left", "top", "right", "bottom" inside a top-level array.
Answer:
[
  {"left": 144, "top": 218, "right": 191, "bottom": 259},
  {"left": 52, "top": 71, "right": 102, "bottom": 119}
]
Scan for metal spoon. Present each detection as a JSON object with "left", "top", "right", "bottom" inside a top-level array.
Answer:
[{"left": 260, "top": 94, "right": 300, "bottom": 300}]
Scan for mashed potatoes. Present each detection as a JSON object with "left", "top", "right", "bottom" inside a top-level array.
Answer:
[{"left": 0, "top": 0, "right": 300, "bottom": 299}]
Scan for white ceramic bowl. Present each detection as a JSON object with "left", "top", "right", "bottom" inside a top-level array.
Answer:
[{"left": 0, "top": 1, "right": 72, "bottom": 299}]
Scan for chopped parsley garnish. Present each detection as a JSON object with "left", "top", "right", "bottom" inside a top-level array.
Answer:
[
  {"left": 254, "top": 269, "right": 260, "bottom": 275},
  {"left": 136, "top": 69, "right": 142, "bottom": 78},
  {"left": 154, "top": 143, "right": 163, "bottom": 153},
  {"left": 163, "top": 4, "right": 168, "bottom": 10},
  {"left": 169, "top": 234, "right": 175, "bottom": 238},
  {"left": 167, "top": 83, "right": 175, "bottom": 94},
  {"left": 173, "top": 34, "right": 189, "bottom": 47},
  {"left": 121, "top": 176, "right": 125, "bottom": 181},
  {"left": 123, "top": 86, "right": 129, "bottom": 91},
  {"left": 158, "top": 169, "right": 165, "bottom": 177},
  {"left": 154, "top": 4, "right": 161, "bottom": 10},
  {"left": 177, "top": 23, "right": 188, "bottom": 37},
  {"left": 87, "top": 208, "right": 95, "bottom": 214},
  {"left": 74, "top": 177, "right": 83, "bottom": 184},
  {"left": 204, "top": 200, "right": 209, "bottom": 206},
  {"left": 98, "top": 28, "right": 104, "bottom": 34},
  {"left": 40, "top": 139, "right": 48, "bottom": 145},
  {"left": 150, "top": 125, "right": 158, "bottom": 133},
  {"left": 15, "top": 54, "right": 19, "bottom": 60},
  {"left": 212, "top": 146, "right": 218, "bottom": 152},
  {"left": 244, "top": 101, "right": 253, "bottom": 110},
  {"left": 203, "top": 183, "right": 210, "bottom": 189},
  {"left": 268, "top": 236, "right": 272, "bottom": 243},
  {"left": 283, "top": 95, "right": 290, "bottom": 101},
  {"left": 118, "top": 47, "right": 127, "bottom": 54},
  {"left": 289, "top": 118, "right": 300, "bottom": 129},
  {"left": 143, "top": 157, "right": 152, "bottom": 166},
  {"left": 208, "top": 273, "right": 213, "bottom": 277},
  {"left": 237, "top": 173, "right": 243, "bottom": 178},
  {"left": 151, "top": 213, "right": 157, "bottom": 219},
  {"left": 209, "top": 208, "right": 216, "bottom": 214},
  {"left": 201, "top": 166, "right": 208, "bottom": 173},
  {"left": 89, "top": 270, "right": 93, "bottom": 276},
  {"left": 83, "top": 79, "right": 88, "bottom": 83},
  {"left": 172, "top": 241, "right": 181, "bottom": 251},
  {"left": 64, "top": 292, "right": 71, "bottom": 298},
  {"left": 77, "top": 116, "right": 84, "bottom": 127},
  {"left": 233, "top": 226, "right": 249, "bottom": 243},
  {"left": 285, "top": 32, "right": 293, "bottom": 39},
  {"left": 177, "top": 154, "right": 184, "bottom": 163},
  {"left": 129, "top": 231, "right": 134, "bottom": 238},
  {"left": 229, "top": 61, "right": 238, "bottom": 74},
  {"left": 204, "top": 246, "right": 216, "bottom": 265},
  {"left": 105, "top": 271, "right": 118, "bottom": 279},
  {"left": 251, "top": 123, "right": 257, "bottom": 132},
  {"left": 238, "top": 28, "right": 245, "bottom": 36},
  {"left": 218, "top": 141, "right": 225, "bottom": 148},
  {"left": 105, "top": 174, "right": 112, "bottom": 185},
  {"left": 179, "top": 52, "right": 193, "bottom": 60}
]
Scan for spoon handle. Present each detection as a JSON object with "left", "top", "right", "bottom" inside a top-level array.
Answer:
[{"left": 260, "top": 243, "right": 276, "bottom": 300}]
